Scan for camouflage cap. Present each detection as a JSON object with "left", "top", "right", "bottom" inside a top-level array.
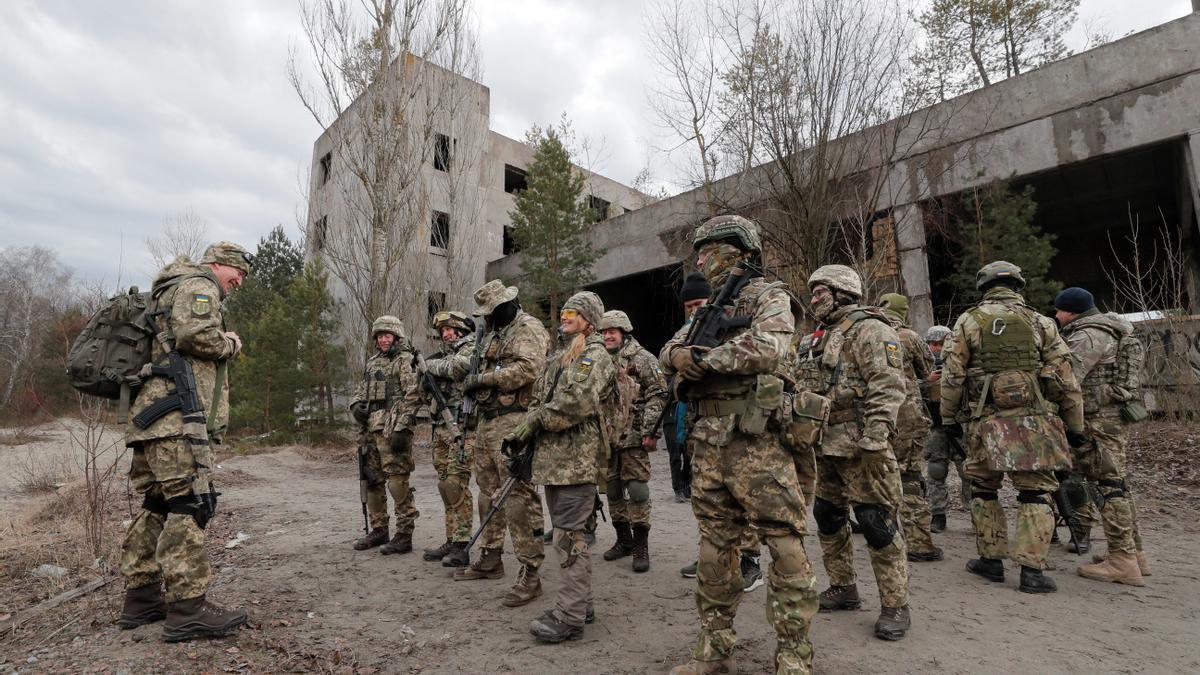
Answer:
[
  {"left": 201, "top": 241, "right": 253, "bottom": 275},
  {"left": 924, "top": 325, "right": 953, "bottom": 343},
  {"left": 976, "top": 260, "right": 1025, "bottom": 290},
  {"left": 692, "top": 215, "right": 762, "bottom": 253},
  {"left": 598, "top": 309, "right": 633, "bottom": 332},
  {"left": 879, "top": 292, "right": 909, "bottom": 321},
  {"left": 432, "top": 310, "right": 474, "bottom": 333},
  {"left": 808, "top": 264, "right": 863, "bottom": 298},
  {"left": 562, "top": 291, "right": 604, "bottom": 327},
  {"left": 371, "top": 315, "right": 406, "bottom": 340},
  {"left": 473, "top": 279, "right": 519, "bottom": 315}
]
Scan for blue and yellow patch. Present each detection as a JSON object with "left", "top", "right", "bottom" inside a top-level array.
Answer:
[
  {"left": 576, "top": 356, "right": 594, "bottom": 382},
  {"left": 191, "top": 293, "right": 212, "bottom": 317},
  {"left": 884, "top": 341, "right": 901, "bottom": 368}
]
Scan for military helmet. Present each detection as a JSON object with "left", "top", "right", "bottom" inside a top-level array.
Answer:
[
  {"left": 924, "top": 325, "right": 953, "bottom": 343},
  {"left": 371, "top": 315, "right": 406, "bottom": 340},
  {"left": 432, "top": 310, "right": 473, "bottom": 333},
  {"left": 692, "top": 215, "right": 762, "bottom": 253},
  {"left": 807, "top": 264, "right": 863, "bottom": 298},
  {"left": 598, "top": 310, "right": 633, "bottom": 333},
  {"left": 975, "top": 260, "right": 1026, "bottom": 290},
  {"left": 562, "top": 291, "right": 605, "bottom": 327}
]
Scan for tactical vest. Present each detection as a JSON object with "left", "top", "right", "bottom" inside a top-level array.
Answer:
[
  {"left": 1070, "top": 319, "right": 1144, "bottom": 414},
  {"left": 794, "top": 308, "right": 886, "bottom": 426},
  {"left": 361, "top": 351, "right": 403, "bottom": 407},
  {"left": 475, "top": 313, "right": 540, "bottom": 414},
  {"left": 964, "top": 306, "right": 1044, "bottom": 417},
  {"left": 687, "top": 279, "right": 788, "bottom": 401}
]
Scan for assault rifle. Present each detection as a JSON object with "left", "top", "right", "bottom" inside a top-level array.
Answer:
[
  {"left": 415, "top": 352, "right": 463, "bottom": 445},
  {"left": 463, "top": 438, "right": 533, "bottom": 555},
  {"left": 455, "top": 318, "right": 486, "bottom": 463},
  {"left": 1051, "top": 475, "right": 1081, "bottom": 555},
  {"left": 130, "top": 350, "right": 203, "bottom": 430}
]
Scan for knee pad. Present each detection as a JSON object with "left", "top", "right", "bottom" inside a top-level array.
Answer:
[
  {"left": 141, "top": 493, "right": 169, "bottom": 516},
  {"left": 1017, "top": 490, "right": 1050, "bottom": 506},
  {"left": 812, "top": 497, "right": 848, "bottom": 537},
  {"left": 927, "top": 460, "right": 948, "bottom": 481},
  {"left": 606, "top": 478, "right": 623, "bottom": 500},
  {"left": 698, "top": 537, "right": 737, "bottom": 585},
  {"left": 1098, "top": 478, "right": 1126, "bottom": 500},
  {"left": 438, "top": 478, "right": 463, "bottom": 505},
  {"left": 852, "top": 504, "right": 896, "bottom": 550},
  {"left": 626, "top": 480, "right": 650, "bottom": 504},
  {"left": 764, "top": 535, "right": 808, "bottom": 577}
]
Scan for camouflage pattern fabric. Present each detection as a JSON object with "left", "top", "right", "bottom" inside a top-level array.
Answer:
[
  {"left": 662, "top": 277, "right": 817, "bottom": 668},
  {"left": 432, "top": 426, "right": 474, "bottom": 542},
  {"left": 354, "top": 345, "right": 418, "bottom": 532},
  {"left": 474, "top": 410, "right": 545, "bottom": 567},
  {"left": 964, "top": 459, "right": 1058, "bottom": 568},
  {"left": 606, "top": 336, "right": 667, "bottom": 526},
  {"left": 607, "top": 447, "right": 652, "bottom": 524},
  {"left": 472, "top": 311, "right": 549, "bottom": 415}
]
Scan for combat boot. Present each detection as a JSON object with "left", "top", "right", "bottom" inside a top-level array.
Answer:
[
  {"left": 1018, "top": 566, "right": 1057, "bottom": 594},
  {"left": 441, "top": 542, "right": 469, "bottom": 568},
  {"left": 603, "top": 521, "right": 634, "bottom": 561},
  {"left": 929, "top": 513, "right": 947, "bottom": 533},
  {"left": 353, "top": 527, "right": 388, "bottom": 551},
  {"left": 1092, "top": 550, "right": 1151, "bottom": 576},
  {"left": 631, "top": 524, "right": 651, "bottom": 573},
  {"left": 454, "top": 547, "right": 504, "bottom": 580},
  {"left": 379, "top": 531, "right": 413, "bottom": 555},
  {"left": 1065, "top": 527, "right": 1091, "bottom": 554},
  {"left": 907, "top": 546, "right": 944, "bottom": 563},
  {"left": 529, "top": 610, "right": 583, "bottom": 643},
  {"left": 501, "top": 564, "right": 542, "bottom": 607},
  {"left": 117, "top": 583, "right": 166, "bottom": 629},
  {"left": 161, "top": 595, "right": 247, "bottom": 643},
  {"left": 1077, "top": 551, "right": 1145, "bottom": 586},
  {"left": 668, "top": 656, "right": 737, "bottom": 674},
  {"left": 423, "top": 539, "right": 454, "bottom": 561},
  {"left": 874, "top": 605, "right": 911, "bottom": 641},
  {"left": 966, "top": 557, "right": 1005, "bottom": 582},
  {"left": 818, "top": 584, "right": 861, "bottom": 612}
]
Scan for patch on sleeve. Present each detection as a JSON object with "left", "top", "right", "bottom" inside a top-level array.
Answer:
[
  {"left": 575, "top": 356, "right": 594, "bottom": 382},
  {"left": 191, "top": 293, "right": 212, "bottom": 317},
  {"left": 884, "top": 341, "right": 901, "bottom": 368}
]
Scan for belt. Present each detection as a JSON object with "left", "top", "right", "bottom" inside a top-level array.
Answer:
[
  {"left": 481, "top": 406, "right": 524, "bottom": 420},
  {"left": 695, "top": 398, "right": 748, "bottom": 417},
  {"left": 827, "top": 406, "right": 860, "bottom": 425}
]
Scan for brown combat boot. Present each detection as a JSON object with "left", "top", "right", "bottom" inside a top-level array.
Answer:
[
  {"left": 818, "top": 584, "right": 861, "bottom": 612},
  {"left": 117, "top": 583, "right": 166, "bottom": 629},
  {"left": 353, "top": 528, "right": 388, "bottom": 551},
  {"left": 668, "top": 656, "right": 737, "bottom": 674},
  {"left": 1078, "top": 551, "right": 1145, "bottom": 587},
  {"left": 161, "top": 595, "right": 247, "bottom": 643},
  {"left": 454, "top": 546, "right": 504, "bottom": 580},
  {"left": 1091, "top": 550, "right": 1151, "bottom": 576},
  {"left": 631, "top": 524, "right": 651, "bottom": 573},
  {"left": 379, "top": 531, "right": 413, "bottom": 555},
  {"left": 874, "top": 605, "right": 911, "bottom": 641},
  {"left": 501, "top": 564, "right": 542, "bottom": 607}
]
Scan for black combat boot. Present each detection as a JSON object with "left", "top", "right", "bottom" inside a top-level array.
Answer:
[
  {"left": 423, "top": 539, "right": 454, "bottom": 561},
  {"left": 818, "top": 584, "right": 861, "bottom": 611},
  {"left": 117, "top": 583, "right": 166, "bottom": 629},
  {"left": 929, "top": 513, "right": 947, "bottom": 533},
  {"left": 353, "top": 528, "right": 388, "bottom": 551},
  {"left": 380, "top": 531, "right": 413, "bottom": 555},
  {"left": 602, "top": 521, "right": 634, "bottom": 561},
  {"left": 908, "top": 546, "right": 944, "bottom": 563},
  {"left": 966, "top": 557, "right": 1005, "bottom": 582},
  {"left": 529, "top": 610, "right": 583, "bottom": 643},
  {"left": 874, "top": 605, "right": 911, "bottom": 641},
  {"left": 1018, "top": 566, "right": 1057, "bottom": 594},
  {"left": 441, "top": 541, "right": 470, "bottom": 568},
  {"left": 161, "top": 596, "right": 247, "bottom": 643},
  {"left": 631, "top": 524, "right": 651, "bottom": 573}
]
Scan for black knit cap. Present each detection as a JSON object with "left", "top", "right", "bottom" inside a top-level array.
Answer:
[
  {"left": 1053, "top": 287, "right": 1095, "bottom": 313},
  {"left": 681, "top": 272, "right": 712, "bottom": 302}
]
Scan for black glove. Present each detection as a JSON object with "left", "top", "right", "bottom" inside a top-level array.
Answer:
[
  {"left": 391, "top": 428, "right": 413, "bottom": 453},
  {"left": 1066, "top": 429, "right": 1090, "bottom": 449},
  {"left": 941, "top": 423, "right": 963, "bottom": 441},
  {"left": 350, "top": 401, "right": 369, "bottom": 424}
]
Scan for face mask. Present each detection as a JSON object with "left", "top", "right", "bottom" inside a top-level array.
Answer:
[
  {"left": 700, "top": 244, "right": 743, "bottom": 286},
  {"left": 489, "top": 301, "right": 519, "bottom": 329},
  {"left": 811, "top": 293, "right": 838, "bottom": 321}
]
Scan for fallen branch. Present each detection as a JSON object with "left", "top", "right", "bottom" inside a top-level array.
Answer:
[{"left": 0, "top": 577, "right": 116, "bottom": 637}]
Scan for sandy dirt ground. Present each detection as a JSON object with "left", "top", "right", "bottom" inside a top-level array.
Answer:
[{"left": 2, "top": 427, "right": 1199, "bottom": 674}]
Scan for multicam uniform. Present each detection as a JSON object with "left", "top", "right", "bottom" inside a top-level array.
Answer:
[
  {"left": 924, "top": 346, "right": 972, "bottom": 518},
  {"left": 606, "top": 335, "right": 668, "bottom": 529}
]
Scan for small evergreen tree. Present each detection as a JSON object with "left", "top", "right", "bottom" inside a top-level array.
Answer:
[{"left": 508, "top": 118, "right": 598, "bottom": 322}]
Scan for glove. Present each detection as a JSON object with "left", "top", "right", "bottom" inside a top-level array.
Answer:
[
  {"left": 350, "top": 401, "right": 369, "bottom": 424},
  {"left": 857, "top": 438, "right": 897, "bottom": 484},
  {"left": 669, "top": 346, "right": 709, "bottom": 381},
  {"left": 390, "top": 428, "right": 413, "bottom": 453},
  {"left": 941, "top": 422, "right": 963, "bottom": 441},
  {"left": 1066, "top": 429, "right": 1090, "bottom": 449},
  {"left": 504, "top": 416, "right": 541, "bottom": 453},
  {"left": 642, "top": 435, "right": 658, "bottom": 450},
  {"left": 463, "top": 372, "right": 493, "bottom": 393}
]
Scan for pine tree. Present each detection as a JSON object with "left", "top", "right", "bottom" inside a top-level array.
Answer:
[{"left": 508, "top": 119, "right": 598, "bottom": 322}]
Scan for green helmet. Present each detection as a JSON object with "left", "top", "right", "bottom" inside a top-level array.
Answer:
[
  {"left": 598, "top": 310, "right": 633, "bottom": 333},
  {"left": 432, "top": 310, "right": 473, "bottom": 333},
  {"left": 371, "top": 315, "right": 406, "bottom": 340},
  {"left": 878, "top": 292, "right": 909, "bottom": 321},
  {"left": 976, "top": 261, "right": 1025, "bottom": 290},
  {"left": 692, "top": 215, "right": 762, "bottom": 253},
  {"left": 807, "top": 264, "right": 863, "bottom": 298},
  {"left": 924, "top": 325, "right": 952, "bottom": 343}
]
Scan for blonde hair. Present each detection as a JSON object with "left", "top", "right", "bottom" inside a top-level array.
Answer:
[{"left": 560, "top": 323, "right": 593, "bottom": 366}]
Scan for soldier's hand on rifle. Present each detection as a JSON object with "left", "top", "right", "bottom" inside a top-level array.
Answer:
[
  {"left": 224, "top": 331, "right": 242, "bottom": 356},
  {"left": 350, "top": 401, "right": 369, "bottom": 424},
  {"left": 391, "top": 428, "right": 413, "bottom": 453},
  {"left": 505, "top": 415, "right": 541, "bottom": 451},
  {"left": 463, "top": 371, "right": 495, "bottom": 393},
  {"left": 670, "top": 346, "right": 710, "bottom": 381}
]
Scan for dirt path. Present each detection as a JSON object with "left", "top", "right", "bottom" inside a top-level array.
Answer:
[{"left": 3, "top": 442, "right": 1200, "bottom": 673}]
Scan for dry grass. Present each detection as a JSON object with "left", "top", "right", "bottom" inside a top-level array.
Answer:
[
  {"left": 1127, "top": 420, "right": 1200, "bottom": 509},
  {"left": 12, "top": 447, "right": 73, "bottom": 494},
  {"left": 0, "top": 428, "right": 52, "bottom": 447}
]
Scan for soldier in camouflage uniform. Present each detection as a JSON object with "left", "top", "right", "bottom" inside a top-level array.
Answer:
[
  {"left": 1053, "top": 287, "right": 1150, "bottom": 585},
  {"left": 507, "top": 292, "right": 616, "bottom": 643},
  {"left": 597, "top": 310, "right": 668, "bottom": 573},
  {"left": 350, "top": 315, "right": 420, "bottom": 554},
  {"left": 877, "top": 293, "right": 943, "bottom": 562},
  {"left": 663, "top": 216, "right": 817, "bottom": 675},
  {"left": 941, "top": 262, "right": 1086, "bottom": 594},
  {"left": 118, "top": 242, "right": 251, "bottom": 642},
  {"left": 796, "top": 266, "right": 912, "bottom": 641},
  {"left": 397, "top": 310, "right": 477, "bottom": 568},
  {"left": 922, "top": 324, "right": 971, "bottom": 533},
  {"left": 454, "top": 281, "right": 551, "bottom": 609}
]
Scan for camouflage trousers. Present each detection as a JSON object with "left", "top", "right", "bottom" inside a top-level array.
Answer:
[
  {"left": 688, "top": 414, "right": 817, "bottom": 668},
  {"left": 120, "top": 438, "right": 212, "bottom": 603},
  {"left": 893, "top": 432, "right": 937, "bottom": 555},
  {"left": 606, "top": 445, "right": 651, "bottom": 525},
  {"left": 1069, "top": 414, "right": 1143, "bottom": 554},
  {"left": 963, "top": 458, "right": 1058, "bottom": 569},
  {"left": 473, "top": 411, "right": 544, "bottom": 568},
  {"left": 815, "top": 453, "right": 909, "bottom": 608},
  {"left": 927, "top": 459, "right": 971, "bottom": 515},
  {"left": 924, "top": 426, "right": 970, "bottom": 515},
  {"left": 432, "top": 426, "right": 474, "bottom": 543},
  {"left": 362, "top": 430, "right": 419, "bottom": 534}
]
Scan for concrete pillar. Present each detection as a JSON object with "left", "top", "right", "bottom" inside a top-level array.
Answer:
[
  {"left": 893, "top": 202, "right": 935, "bottom": 332},
  {"left": 1183, "top": 132, "right": 1200, "bottom": 312}
]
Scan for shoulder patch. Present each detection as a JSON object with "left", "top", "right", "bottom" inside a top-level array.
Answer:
[
  {"left": 191, "top": 293, "right": 212, "bottom": 316},
  {"left": 884, "top": 341, "right": 901, "bottom": 368},
  {"left": 575, "top": 356, "right": 595, "bottom": 382}
]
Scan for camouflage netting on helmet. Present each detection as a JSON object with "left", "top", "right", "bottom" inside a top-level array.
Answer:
[{"left": 924, "top": 325, "right": 953, "bottom": 343}]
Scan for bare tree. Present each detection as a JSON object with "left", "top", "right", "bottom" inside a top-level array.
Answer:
[
  {"left": 0, "top": 246, "right": 73, "bottom": 409},
  {"left": 145, "top": 209, "right": 210, "bottom": 269}
]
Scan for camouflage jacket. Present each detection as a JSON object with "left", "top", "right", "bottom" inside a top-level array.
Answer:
[
  {"left": 395, "top": 333, "right": 476, "bottom": 429},
  {"left": 940, "top": 287, "right": 1084, "bottom": 433},
  {"left": 126, "top": 259, "right": 237, "bottom": 444},
  {"left": 1062, "top": 309, "right": 1135, "bottom": 416},
  {"left": 352, "top": 346, "right": 416, "bottom": 435},
  {"left": 609, "top": 337, "right": 668, "bottom": 448},
  {"left": 474, "top": 311, "right": 550, "bottom": 416},
  {"left": 883, "top": 313, "right": 934, "bottom": 438},
  {"left": 794, "top": 305, "right": 906, "bottom": 457},
  {"left": 527, "top": 333, "right": 616, "bottom": 486}
]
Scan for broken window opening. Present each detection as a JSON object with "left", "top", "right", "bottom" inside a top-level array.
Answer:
[
  {"left": 430, "top": 210, "right": 450, "bottom": 249},
  {"left": 504, "top": 164, "right": 528, "bottom": 193},
  {"left": 313, "top": 216, "right": 328, "bottom": 251},
  {"left": 588, "top": 195, "right": 610, "bottom": 222},
  {"left": 503, "top": 225, "right": 521, "bottom": 255},
  {"left": 433, "top": 133, "right": 453, "bottom": 172},
  {"left": 318, "top": 152, "right": 332, "bottom": 185}
]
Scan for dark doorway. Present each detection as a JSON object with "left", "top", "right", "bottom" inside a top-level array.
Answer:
[{"left": 587, "top": 264, "right": 685, "bottom": 357}]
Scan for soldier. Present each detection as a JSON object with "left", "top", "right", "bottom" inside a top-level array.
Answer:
[
  {"left": 349, "top": 315, "right": 419, "bottom": 554},
  {"left": 454, "top": 281, "right": 551, "bottom": 610},
  {"left": 507, "top": 292, "right": 616, "bottom": 643},
  {"left": 663, "top": 215, "right": 817, "bottom": 675},
  {"left": 118, "top": 241, "right": 251, "bottom": 642},
  {"left": 666, "top": 272, "right": 712, "bottom": 502},
  {"left": 922, "top": 324, "right": 970, "bottom": 533},
  {"left": 941, "top": 261, "right": 1086, "bottom": 594},
  {"left": 401, "top": 310, "right": 477, "bottom": 568},
  {"left": 796, "top": 265, "right": 912, "bottom": 641},
  {"left": 597, "top": 310, "right": 668, "bottom": 573},
  {"left": 1053, "top": 287, "right": 1150, "bottom": 585},
  {"left": 877, "top": 293, "right": 943, "bottom": 563}
]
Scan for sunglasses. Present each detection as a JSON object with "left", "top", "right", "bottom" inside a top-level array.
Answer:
[{"left": 560, "top": 309, "right": 579, "bottom": 320}]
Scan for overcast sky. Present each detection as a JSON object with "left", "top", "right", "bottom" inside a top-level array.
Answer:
[{"left": 0, "top": 0, "right": 1193, "bottom": 288}]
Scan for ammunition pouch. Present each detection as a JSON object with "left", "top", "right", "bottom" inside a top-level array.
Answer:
[
  {"left": 167, "top": 491, "right": 218, "bottom": 530},
  {"left": 739, "top": 374, "right": 782, "bottom": 435},
  {"left": 784, "top": 390, "right": 832, "bottom": 452},
  {"left": 1120, "top": 400, "right": 1149, "bottom": 424},
  {"left": 989, "top": 370, "right": 1037, "bottom": 410}
]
